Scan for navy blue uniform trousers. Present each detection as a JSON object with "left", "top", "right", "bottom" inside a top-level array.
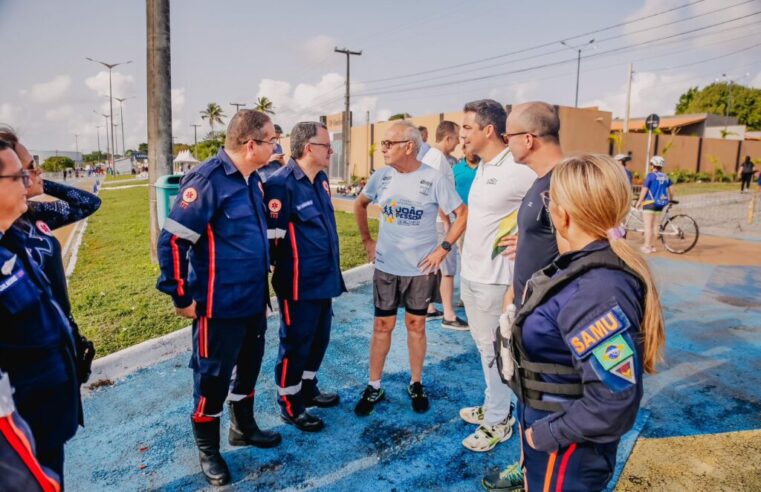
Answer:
[
  {"left": 274, "top": 298, "right": 332, "bottom": 417},
  {"left": 519, "top": 403, "right": 618, "bottom": 492},
  {"left": 190, "top": 312, "right": 267, "bottom": 420}
]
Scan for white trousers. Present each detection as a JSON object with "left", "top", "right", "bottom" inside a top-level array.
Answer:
[{"left": 461, "top": 278, "right": 513, "bottom": 425}]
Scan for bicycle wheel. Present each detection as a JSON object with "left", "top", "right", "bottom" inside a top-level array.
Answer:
[{"left": 660, "top": 214, "right": 699, "bottom": 254}]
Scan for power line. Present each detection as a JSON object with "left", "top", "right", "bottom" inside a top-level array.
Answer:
[
  {"left": 361, "top": 0, "right": 708, "bottom": 85},
  {"left": 349, "top": 10, "right": 761, "bottom": 98}
]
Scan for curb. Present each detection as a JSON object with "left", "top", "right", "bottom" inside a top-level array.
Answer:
[{"left": 86, "top": 263, "right": 375, "bottom": 392}]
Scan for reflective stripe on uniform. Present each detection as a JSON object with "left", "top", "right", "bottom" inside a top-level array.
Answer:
[
  {"left": 227, "top": 391, "right": 255, "bottom": 402},
  {"left": 267, "top": 228, "right": 286, "bottom": 239},
  {"left": 163, "top": 218, "right": 201, "bottom": 243},
  {"left": 302, "top": 371, "right": 317, "bottom": 380},
  {"left": 277, "top": 382, "right": 302, "bottom": 396}
]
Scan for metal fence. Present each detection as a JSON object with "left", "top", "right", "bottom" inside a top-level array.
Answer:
[{"left": 670, "top": 191, "right": 761, "bottom": 237}]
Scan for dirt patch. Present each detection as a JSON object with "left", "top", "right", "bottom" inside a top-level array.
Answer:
[
  {"left": 625, "top": 235, "right": 761, "bottom": 266},
  {"left": 616, "top": 430, "right": 761, "bottom": 491}
]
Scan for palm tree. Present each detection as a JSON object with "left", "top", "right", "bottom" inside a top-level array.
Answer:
[
  {"left": 200, "top": 103, "right": 226, "bottom": 137},
  {"left": 254, "top": 96, "right": 275, "bottom": 114}
]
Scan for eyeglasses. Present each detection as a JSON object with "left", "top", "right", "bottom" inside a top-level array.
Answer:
[
  {"left": 540, "top": 190, "right": 551, "bottom": 210},
  {"left": 241, "top": 138, "right": 279, "bottom": 147},
  {"left": 308, "top": 141, "right": 333, "bottom": 154},
  {"left": 502, "top": 131, "right": 536, "bottom": 141},
  {"left": 27, "top": 160, "right": 42, "bottom": 176},
  {"left": 380, "top": 140, "right": 410, "bottom": 149},
  {"left": 0, "top": 170, "right": 31, "bottom": 188}
]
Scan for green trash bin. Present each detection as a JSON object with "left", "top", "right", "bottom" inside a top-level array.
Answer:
[{"left": 155, "top": 174, "right": 183, "bottom": 229}]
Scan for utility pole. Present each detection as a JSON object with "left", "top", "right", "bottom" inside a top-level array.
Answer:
[
  {"left": 230, "top": 102, "right": 246, "bottom": 113},
  {"left": 560, "top": 39, "right": 594, "bottom": 108},
  {"left": 115, "top": 96, "right": 133, "bottom": 155},
  {"left": 96, "top": 125, "right": 102, "bottom": 155},
  {"left": 366, "top": 109, "right": 370, "bottom": 174},
  {"left": 190, "top": 123, "right": 201, "bottom": 157},
  {"left": 94, "top": 111, "right": 111, "bottom": 165},
  {"left": 334, "top": 46, "right": 362, "bottom": 182},
  {"left": 86, "top": 57, "right": 132, "bottom": 173},
  {"left": 624, "top": 64, "right": 633, "bottom": 133},
  {"left": 74, "top": 133, "right": 80, "bottom": 163},
  {"left": 147, "top": 0, "right": 173, "bottom": 262},
  {"left": 113, "top": 124, "right": 120, "bottom": 157}
]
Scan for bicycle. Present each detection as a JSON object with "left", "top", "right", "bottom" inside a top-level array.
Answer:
[{"left": 623, "top": 200, "right": 699, "bottom": 254}]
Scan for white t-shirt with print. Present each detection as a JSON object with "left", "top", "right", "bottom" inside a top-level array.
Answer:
[
  {"left": 461, "top": 147, "right": 537, "bottom": 285},
  {"left": 363, "top": 164, "right": 462, "bottom": 276}
]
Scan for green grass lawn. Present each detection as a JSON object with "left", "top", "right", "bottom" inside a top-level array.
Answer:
[
  {"left": 105, "top": 174, "right": 140, "bottom": 182},
  {"left": 68, "top": 187, "right": 377, "bottom": 358},
  {"left": 672, "top": 182, "right": 742, "bottom": 196}
]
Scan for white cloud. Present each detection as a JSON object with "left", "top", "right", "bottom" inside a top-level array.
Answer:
[
  {"left": 28, "top": 75, "right": 71, "bottom": 103},
  {"left": 255, "top": 72, "right": 379, "bottom": 131},
  {"left": 45, "top": 105, "right": 74, "bottom": 121},
  {"left": 376, "top": 108, "right": 393, "bottom": 122},
  {"left": 583, "top": 71, "right": 696, "bottom": 118},
  {"left": 0, "top": 103, "right": 20, "bottom": 123},
  {"left": 85, "top": 71, "right": 135, "bottom": 99},
  {"left": 171, "top": 88, "right": 186, "bottom": 113},
  {"left": 301, "top": 35, "right": 337, "bottom": 64}
]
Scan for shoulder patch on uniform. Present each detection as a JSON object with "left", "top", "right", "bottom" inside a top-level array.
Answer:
[
  {"left": 610, "top": 356, "right": 636, "bottom": 384},
  {"left": 592, "top": 334, "right": 634, "bottom": 370},
  {"left": 566, "top": 305, "right": 630, "bottom": 359},
  {"left": 268, "top": 199, "right": 282, "bottom": 212},
  {"left": 182, "top": 187, "right": 198, "bottom": 203},
  {"left": 35, "top": 220, "right": 53, "bottom": 236},
  {"left": 322, "top": 180, "right": 330, "bottom": 195}
]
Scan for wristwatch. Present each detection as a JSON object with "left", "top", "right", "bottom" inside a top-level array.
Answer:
[{"left": 440, "top": 241, "right": 452, "bottom": 252}]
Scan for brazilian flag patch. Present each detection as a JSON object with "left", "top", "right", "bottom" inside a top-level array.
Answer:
[{"left": 592, "top": 334, "right": 633, "bottom": 371}]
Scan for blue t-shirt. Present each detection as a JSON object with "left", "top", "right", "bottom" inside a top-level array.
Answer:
[
  {"left": 363, "top": 164, "right": 462, "bottom": 276},
  {"left": 452, "top": 159, "right": 478, "bottom": 205},
  {"left": 643, "top": 171, "right": 672, "bottom": 207}
]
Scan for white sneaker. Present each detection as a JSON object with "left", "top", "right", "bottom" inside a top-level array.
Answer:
[
  {"left": 639, "top": 246, "right": 653, "bottom": 254},
  {"left": 462, "top": 415, "right": 515, "bottom": 452},
  {"left": 459, "top": 405, "right": 485, "bottom": 425}
]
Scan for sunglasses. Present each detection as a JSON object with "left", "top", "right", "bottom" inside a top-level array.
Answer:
[
  {"left": 0, "top": 170, "right": 31, "bottom": 188},
  {"left": 380, "top": 139, "right": 410, "bottom": 150}
]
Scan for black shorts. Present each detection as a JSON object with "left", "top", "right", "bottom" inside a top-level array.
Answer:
[{"left": 372, "top": 269, "right": 440, "bottom": 317}]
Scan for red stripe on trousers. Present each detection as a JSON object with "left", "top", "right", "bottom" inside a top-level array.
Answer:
[
  {"left": 170, "top": 235, "right": 185, "bottom": 296},
  {"left": 206, "top": 225, "right": 216, "bottom": 317},
  {"left": 280, "top": 358, "right": 293, "bottom": 416},
  {"left": 555, "top": 443, "right": 578, "bottom": 492},
  {"left": 0, "top": 417, "right": 61, "bottom": 492},
  {"left": 283, "top": 300, "right": 291, "bottom": 327},
  {"left": 288, "top": 222, "right": 299, "bottom": 300}
]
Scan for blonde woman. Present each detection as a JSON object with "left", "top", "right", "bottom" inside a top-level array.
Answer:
[{"left": 483, "top": 153, "right": 665, "bottom": 491}]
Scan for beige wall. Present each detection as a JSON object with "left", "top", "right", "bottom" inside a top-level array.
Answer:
[
  {"left": 740, "top": 140, "right": 761, "bottom": 163},
  {"left": 350, "top": 125, "right": 371, "bottom": 179},
  {"left": 656, "top": 134, "right": 700, "bottom": 172},
  {"left": 558, "top": 107, "right": 611, "bottom": 155},
  {"left": 700, "top": 139, "right": 740, "bottom": 173},
  {"left": 619, "top": 133, "right": 650, "bottom": 176}
]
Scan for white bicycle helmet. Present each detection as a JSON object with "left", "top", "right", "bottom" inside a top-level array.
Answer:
[{"left": 650, "top": 155, "right": 665, "bottom": 168}]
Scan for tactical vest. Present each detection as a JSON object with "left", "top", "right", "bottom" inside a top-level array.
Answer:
[{"left": 496, "top": 247, "right": 642, "bottom": 413}]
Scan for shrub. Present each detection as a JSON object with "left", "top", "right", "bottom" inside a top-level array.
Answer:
[{"left": 695, "top": 171, "right": 711, "bottom": 182}]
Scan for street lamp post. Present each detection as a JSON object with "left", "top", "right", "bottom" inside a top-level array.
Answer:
[
  {"left": 86, "top": 57, "right": 133, "bottom": 172},
  {"left": 96, "top": 125, "right": 102, "bottom": 155},
  {"left": 94, "top": 111, "right": 111, "bottom": 167},
  {"left": 560, "top": 38, "right": 595, "bottom": 108},
  {"left": 114, "top": 96, "right": 133, "bottom": 156}
]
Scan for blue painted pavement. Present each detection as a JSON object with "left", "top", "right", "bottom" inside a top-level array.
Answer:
[{"left": 64, "top": 256, "right": 761, "bottom": 491}]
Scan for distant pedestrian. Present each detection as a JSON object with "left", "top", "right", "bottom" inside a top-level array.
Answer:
[
  {"left": 417, "top": 126, "right": 431, "bottom": 160},
  {"left": 740, "top": 155, "right": 755, "bottom": 192}
]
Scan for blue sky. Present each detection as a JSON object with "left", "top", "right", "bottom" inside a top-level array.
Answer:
[{"left": 1, "top": 0, "right": 759, "bottom": 153}]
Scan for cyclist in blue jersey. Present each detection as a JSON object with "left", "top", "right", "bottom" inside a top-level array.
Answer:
[{"left": 634, "top": 155, "right": 673, "bottom": 254}]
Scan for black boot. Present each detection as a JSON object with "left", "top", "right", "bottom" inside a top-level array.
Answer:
[
  {"left": 229, "top": 397, "right": 282, "bottom": 448},
  {"left": 191, "top": 418, "right": 231, "bottom": 486}
]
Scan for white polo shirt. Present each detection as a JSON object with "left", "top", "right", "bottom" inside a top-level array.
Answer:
[
  {"left": 461, "top": 147, "right": 537, "bottom": 285},
  {"left": 421, "top": 146, "right": 455, "bottom": 223}
]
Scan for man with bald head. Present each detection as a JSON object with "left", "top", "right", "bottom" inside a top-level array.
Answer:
[{"left": 354, "top": 121, "right": 467, "bottom": 416}]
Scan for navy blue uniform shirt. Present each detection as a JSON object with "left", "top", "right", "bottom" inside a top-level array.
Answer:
[
  {"left": 0, "top": 226, "right": 80, "bottom": 451},
  {"left": 264, "top": 159, "right": 346, "bottom": 301},
  {"left": 157, "top": 149, "right": 270, "bottom": 318},
  {"left": 521, "top": 241, "right": 645, "bottom": 453}
]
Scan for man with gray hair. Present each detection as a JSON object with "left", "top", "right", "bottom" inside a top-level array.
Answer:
[
  {"left": 354, "top": 121, "right": 467, "bottom": 416},
  {"left": 264, "top": 122, "right": 346, "bottom": 433}
]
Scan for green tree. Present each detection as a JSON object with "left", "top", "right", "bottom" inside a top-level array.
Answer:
[
  {"left": 173, "top": 143, "right": 191, "bottom": 156},
  {"left": 253, "top": 96, "right": 275, "bottom": 114},
  {"left": 83, "top": 151, "right": 107, "bottom": 163},
  {"left": 138, "top": 143, "right": 148, "bottom": 153},
  {"left": 42, "top": 156, "right": 75, "bottom": 172},
  {"left": 674, "top": 82, "right": 761, "bottom": 130},
  {"left": 200, "top": 102, "right": 226, "bottom": 137},
  {"left": 388, "top": 113, "right": 412, "bottom": 121}
]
